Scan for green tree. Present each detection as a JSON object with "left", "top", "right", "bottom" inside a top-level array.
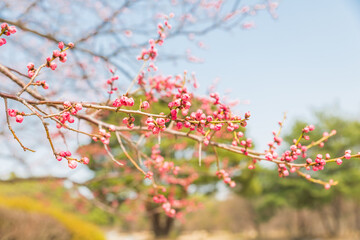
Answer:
[{"left": 250, "top": 111, "right": 360, "bottom": 238}]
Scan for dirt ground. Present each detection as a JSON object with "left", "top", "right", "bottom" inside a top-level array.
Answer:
[{"left": 105, "top": 229, "right": 360, "bottom": 240}]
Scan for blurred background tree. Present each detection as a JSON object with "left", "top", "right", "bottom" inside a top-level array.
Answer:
[
  {"left": 77, "top": 93, "right": 257, "bottom": 237},
  {"left": 237, "top": 110, "right": 360, "bottom": 239}
]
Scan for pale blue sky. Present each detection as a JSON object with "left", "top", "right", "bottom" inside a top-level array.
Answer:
[{"left": 158, "top": 0, "right": 360, "bottom": 150}]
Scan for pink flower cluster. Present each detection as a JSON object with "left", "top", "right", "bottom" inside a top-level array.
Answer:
[
  {"left": 141, "top": 101, "right": 150, "bottom": 110},
  {"left": 0, "top": 23, "right": 16, "bottom": 46},
  {"left": 166, "top": 173, "right": 199, "bottom": 188},
  {"left": 27, "top": 63, "right": 36, "bottom": 78},
  {"left": 57, "top": 150, "right": 72, "bottom": 161},
  {"left": 148, "top": 62, "right": 158, "bottom": 72},
  {"left": 46, "top": 42, "right": 74, "bottom": 71},
  {"left": 279, "top": 144, "right": 307, "bottom": 163},
  {"left": 144, "top": 171, "right": 154, "bottom": 180},
  {"left": 278, "top": 163, "right": 290, "bottom": 177},
  {"left": 324, "top": 179, "right": 335, "bottom": 190},
  {"left": 106, "top": 74, "right": 119, "bottom": 94},
  {"left": 168, "top": 88, "right": 192, "bottom": 117},
  {"left": 145, "top": 117, "right": 168, "bottom": 134},
  {"left": 162, "top": 202, "right": 176, "bottom": 217},
  {"left": 137, "top": 39, "right": 158, "bottom": 61},
  {"left": 231, "top": 131, "right": 244, "bottom": 146},
  {"left": 306, "top": 154, "right": 327, "bottom": 171},
  {"left": 55, "top": 101, "right": 82, "bottom": 128},
  {"left": 56, "top": 150, "right": 89, "bottom": 169},
  {"left": 142, "top": 74, "right": 181, "bottom": 102},
  {"left": 7, "top": 109, "right": 24, "bottom": 123},
  {"left": 216, "top": 169, "right": 236, "bottom": 188},
  {"left": 238, "top": 138, "right": 253, "bottom": 150},
  {"left": 344, "top": 149, "right": 352, "bottom": 159},
  {"left": 153, "top": 194, "right": 167, "bottom": 203},
  {"left": 274, "top": 125, "right": 315, "bottom": 164},
  {"left": 34, "top": 80, "right": 49, "bottom": 89},
  {"left": 212, "top": 104, "right": 247, "bottom": 128},
  {"left": 137, "top": 71, "right": 145, "bottom": 86},
  {"left": 144, "top": 145, "right": 180, "bottom": 176},
  {"left": 0, "top": 38, "right": 7, "bottom": 46},
  {"left": 302, "top": 124, "right": 315, "bottom": 140},
  {"left": 112, "top": 95, "right": 135, "bottom": 108},
  {"left": 268, "top": 127, "right": 283, "bottom": 150},
  {"left": 137, "top": 16, "right": 172, "bottom": 61},
  {"left": 210, "top": 92, "right": 220, "bottom": 105},
  {"left": 92, "top": 129, "right": 111, "bottom": 145},
  {"left": 122, "top": 116, "right": 135, "bottom": 129},
  {"left": 248, "top": 159, "right": 257, "bottom": 170},
  {"left": 26, "top": 42, "right": 74, "bottom": 77}
]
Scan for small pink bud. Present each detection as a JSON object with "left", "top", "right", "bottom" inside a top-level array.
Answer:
[
  {"left": 141, "top": 101, "right": 150, "bottom": 109},
  {"left": 63, "top": 101, "right": 72, "bottom": 108},
  {"left": 53, "top": 50, "right": 61, "bottom": 57},
  {"left": 176, "top": 122, "right": 183, "bottom": 129},
  {"left": 0, "top": 38, "right": 6, "bottom": 46},
  {"left": 27, "top": 62, "right": 34, "bottom": 70},
  {"left": 82, "top": 157, "right": 90, "bottom": 164},
  {"left": 248, "top": 165, "right": 255, "bottom": 170},
  {"left": 68, "top": 160, "right": 78, "bottom": 169},
  {"left": 145, "top": 171, "right": 153, "bottom": 180},
  {"left": 58, "top": 42, "right": 64, "bottom": 49},
  {"left": 68, "top": 116, "right": 74, "bottom": 123},
  {"left": 1, "top": 23, "right": 8, "bottom": 29},
  {"left": 15, "top": 115, "right": 24, "bottom": 123},
  {"left": 7, "top": 109, "right": 17, "bottom": 117},
  {"left": 75, "top": 103, "right": 82, "bottom": 111},
  {"left": 50, "top": 62, "right": 57, "bottom": 70}
]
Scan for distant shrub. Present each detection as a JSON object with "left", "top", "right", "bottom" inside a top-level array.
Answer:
[
  {"left": 0, "top": 207, "right": 71, "bottom": 240},
  {"left": 0, "top": 196, "right": 105, "bottom": 240}
]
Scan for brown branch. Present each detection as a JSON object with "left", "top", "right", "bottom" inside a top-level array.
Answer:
[
  {"left": 0, "top": 64, "right": 45, "bottom": 101},
  {"left": 3, "top": 98, "right": 35, "bottom": 152},
  {"left": 103, "top": 143, "right": 124, "bottom": 166},
  {"left": 115, "top": 131, "right": 146, "bottom": 175}
]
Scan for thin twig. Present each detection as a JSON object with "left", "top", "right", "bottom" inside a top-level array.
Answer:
[
  {"left": 103, "top": 143, "right": 124, "bottom": 166},
  {"left": 115, "top": 131, "right": 146, "bottom": 175},
  {"left": 3, "top": 98, "right": 35, "bottom": 152}
]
